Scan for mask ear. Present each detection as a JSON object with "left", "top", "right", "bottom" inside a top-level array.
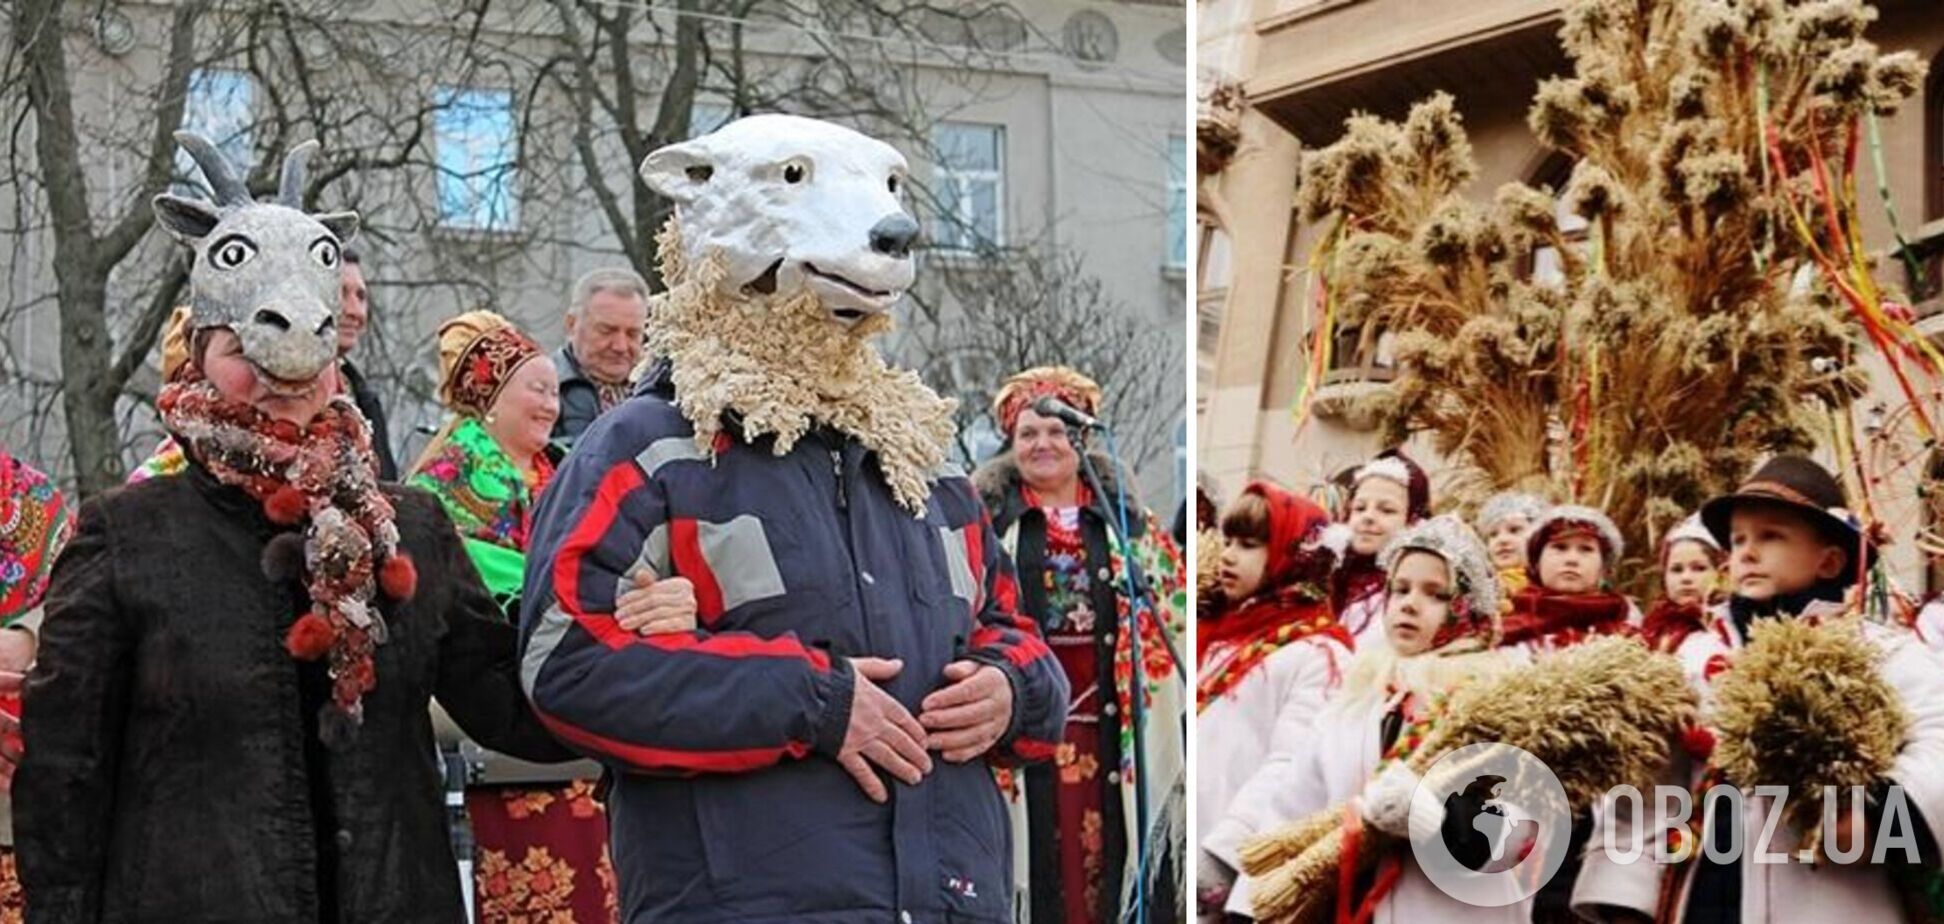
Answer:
[
  {"left": 639, "top": 141, "right": 715, "bottom": 203},
  {"left": 315, "top": 210, "right": 360, "bottom": 244},
  {"left": 152, "top": 194, "right": 221, "bottom": 244}
]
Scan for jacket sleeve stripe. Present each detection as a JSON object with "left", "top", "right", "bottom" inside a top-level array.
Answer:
[
  {"left": 532, "top": 709, "right": 813, "bottom": 774},
  {"left": 540, "top": 460, "right": 830, "bottom": 670},
  {"left": 970, "top": 624, "right": 1053, "bottom": 668},
  {"left": 668, "top": 517, "right": 727, "bottom": 623},
  {"left": 552, "top": 460, "right": 647, "bottom": 647},
  {"left": 963, "top": 520, "right": 987, "bottom": 614}
]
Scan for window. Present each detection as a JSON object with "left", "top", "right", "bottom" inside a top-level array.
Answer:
[
  {"left": 1529, "top": 157, "right": 1588, "bottom": 289},
  {"left": 177, "top": 69, "right": 255, "bottom": 195},
  {"left": 1531, "top": 192, "right": 1589, "bottom": 289},
  {"left": 1195, "top": 222, "right": 1232, "bottom": 392},
  {"left": 1174, "top": 418, "right": 1188, "bottom": 507},
  {"left": 931, "top": 122, "right": 1005, "bottom": 250},
  {"left": 689, "top": 101, "right": 734, "bottom": 139},
  {"left": 1166, "top": 135, "right": 1188, "bottom": 270},
  {"left": 433, "top": 87, "right": 520, "bottom": 232}
]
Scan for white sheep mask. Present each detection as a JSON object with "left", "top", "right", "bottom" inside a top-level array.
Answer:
[
  {"left": 152, "top": 131, "right": 360, "bottom": 386},
  {"left": 639, "top": 114, "right": 918, "bottom": 325}
]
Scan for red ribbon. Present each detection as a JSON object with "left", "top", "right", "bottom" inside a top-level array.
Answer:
[{"left": 1336, "top": 802, "right": 1363, "bottom": 924}]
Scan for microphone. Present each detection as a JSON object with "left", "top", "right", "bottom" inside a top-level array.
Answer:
[{"left": 1031, "top": 395, "right": 1104, "bottom": 431}]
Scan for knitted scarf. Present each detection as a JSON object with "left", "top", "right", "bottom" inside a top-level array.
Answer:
[
  {"left": 1500, "top": 586, "right": 1632, "bottom": 649},
  {"left": 1330, "top": 552, "right": 1387, "bottom": 616},
  {"left": 159, "top": 375, "right": 418, "bottom": 744},
  {"left": 1641, "top": 598, "right": 1712, "bottom": 654}
]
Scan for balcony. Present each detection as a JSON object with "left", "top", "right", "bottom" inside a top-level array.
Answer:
[{"left": 1246, "top": 0, "right": 1569, "bottom": 144}]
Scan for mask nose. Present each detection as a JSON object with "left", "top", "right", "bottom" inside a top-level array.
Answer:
[
  {"left": 869, "top": 213, "right": 920, "bottom": 258},
  {"left": 250, "top": 306, "right": 335, "bottom": 338},
  {"left": 240, "top": 297, "right": 338, "bottom": 381}
]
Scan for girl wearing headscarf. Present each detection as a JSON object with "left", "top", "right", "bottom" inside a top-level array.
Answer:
[
  {"left": 1194, "top": 483, "right": 1350, "bottom": 919},
  {"left": 1223, "top": 515, "right": 1524, "bottom": 921},
  {"left": 407, "top": 311, "right": 564, "bottom": 616},
  {"left": 1501, "top": 504, "right": 1637, "bottom": 653},
  {"left": 1331, "top": 449, "right": 1432, "bottom": 649}
]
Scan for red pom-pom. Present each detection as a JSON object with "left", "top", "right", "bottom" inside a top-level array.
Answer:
[
  {"left": 157, "top": 389, "right": 178, "bottom": 414},
  {"left": 1682, "top": 725, "right": 1716, "bottom": 761},
  {"left": 379, "top": 554, "right": 418, "bottom": 601},
  {"left": 264, "top": 486, "right": 308, "bottom": 525},
  {"left": 285, "top": 612, "right": 337, "bottom": 661}
]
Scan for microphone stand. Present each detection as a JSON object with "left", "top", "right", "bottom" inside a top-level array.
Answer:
[{"left": 1067, "top": 425, "right": 1183, "bottom": 924}]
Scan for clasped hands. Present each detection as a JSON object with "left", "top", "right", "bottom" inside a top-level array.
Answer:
[{"left": 611, "top": 570, "right": 1015, "bottom": 803}]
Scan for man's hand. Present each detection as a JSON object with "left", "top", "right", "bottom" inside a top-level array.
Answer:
[
  {"left": 918, "top": 660, "right": 1012, "bottom": 763},
  {"left": 837, "top": 657, "right": 933, "bottom": 803},
  {"left": 613, "top": 569, "right": 697, "bottom": 635}
]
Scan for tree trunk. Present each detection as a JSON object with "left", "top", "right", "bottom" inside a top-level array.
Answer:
[
  {"left": 52, "top": 272, "right": 122, "bottom": 495},
  {"left": 14, "top": 0, "right": 200, "bottom": 495}
]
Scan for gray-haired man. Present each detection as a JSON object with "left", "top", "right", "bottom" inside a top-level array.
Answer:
[{"left": 553, "top": 267, "right": 649, "bottom": 447}]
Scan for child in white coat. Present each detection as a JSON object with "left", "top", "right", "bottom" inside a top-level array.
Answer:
[
  {"left": 1211, "top": 515, "right": 1526, "bottom": 922},
  {"left": 1195, "top": 482, "right": 1355, "bottom": 919},
  {"left": 1575, "top": 455, "right": 1944, "bottom": 924}
]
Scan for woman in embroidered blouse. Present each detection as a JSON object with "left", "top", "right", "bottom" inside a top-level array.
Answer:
[
  {"left": 972, "top": 365, "right": 1187, "bottom": 924},
  {"left": 406, "top": 311, "right": 566, "bottom": 618},
  {"left": 406, "top": 311, "right": 693, "bottom": 923}
]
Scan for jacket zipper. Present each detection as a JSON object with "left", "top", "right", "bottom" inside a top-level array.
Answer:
[{"left": 829, "top": 444, "right": 873, "bottom": 653}]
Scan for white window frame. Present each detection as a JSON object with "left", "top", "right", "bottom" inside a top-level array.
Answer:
[
  {"left": 931, "top": 121, "right": 1006, "bottom": 251},
  {"left": 177, "top": 69, "right": 256, "bottom": 197},
  {"left": 432, "top": 86, "right": 521, "bottom": 233},
  {"left": 1166, "top": 135, "right": 1188, "bottom": 271}
]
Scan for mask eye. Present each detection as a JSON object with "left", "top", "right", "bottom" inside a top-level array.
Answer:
[
  {"left": 887, "top": 174, "right": 901, "bottom": 194},
  {"left": 209, "top": 235, "right": 257, "bottom": 270},
  {"left": 783, "top": 161, "right": 808, "bottom": 184},
  {"left": 310, "top": 237, "right": 340, "bottom": 268}
]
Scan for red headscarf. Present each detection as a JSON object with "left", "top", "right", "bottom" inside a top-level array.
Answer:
[
  {"left": 992, "top": 366, "right": 1102, "bottom": 437},
  {"left": 1197, "top": 483, "right": 1348, "bottom": 707}
]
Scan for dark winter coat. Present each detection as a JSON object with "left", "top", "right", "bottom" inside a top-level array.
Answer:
[
  {"left": 550, "top": 344, "right": 608, "bottom": 451},
  {"left": 15, "top": 462, "right": 572, "bottom": 924}
]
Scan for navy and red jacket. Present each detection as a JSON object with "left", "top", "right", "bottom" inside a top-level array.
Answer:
[{"left": 518, "top": 367, "right": 1069, "bottom": 924}]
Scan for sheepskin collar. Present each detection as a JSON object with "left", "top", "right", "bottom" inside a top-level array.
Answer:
[
  {"left": 971, "top": 447, "right": 1145, "bottom": 539},
  {"left": 646, "top": 219, "right": 958, "bottom": 513}
]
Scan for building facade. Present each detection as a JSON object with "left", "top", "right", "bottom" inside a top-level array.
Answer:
[
  {"left": 1, "top": 0, "right": 1190, "bottom": 509},
  {"left": 1198, "top": 0, "right": 1944, "bottom": 587}
]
